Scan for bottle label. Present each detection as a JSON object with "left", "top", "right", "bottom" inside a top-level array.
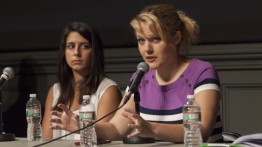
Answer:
[
  {"left": 183, "top": 112, "right": 199, "bottom": 122},
  {"left": 79, "top": 112, "right": 94, "bottom": 121},
  {"left": 26, "top": 108, "right": 41, "bottom": 117}
]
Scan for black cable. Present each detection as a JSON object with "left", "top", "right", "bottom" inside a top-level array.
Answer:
[{"left": 33, "top": 101, "right": 126, "bottom": 147}]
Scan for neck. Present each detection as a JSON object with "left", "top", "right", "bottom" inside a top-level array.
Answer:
[
  {"left": 156, "top": 56, "right": 188, "bottom": 85},
  {"left": 73, "top": 70, "right": 86, "bottom": 82},
  {"left": 72, "top": 71, "right": 85, "bottom": 91}
]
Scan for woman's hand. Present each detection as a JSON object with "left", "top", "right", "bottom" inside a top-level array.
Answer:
[
  {"left": 122, "top": 108, "right": 154, "bottom": 138},
  {"left": 50, "top": 103, "right": 80, "bottom": 132}
]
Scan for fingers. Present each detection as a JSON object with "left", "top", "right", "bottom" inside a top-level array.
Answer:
[
  {"left": 127, "top": 120, "right": 141, "bottom": 138},
  {"left": 57, "top": 104, "right": 72, "bottom": 115},
  {"left": 122, "top": 108, "right": 139, "bottom": 122},
  {"left": 49, "top": 120, "right": 63, "bottom": 130},
  {"left": 127, "top": 130, "right": 140, "bottom": 138},
  {"left": 50, "top": 110, "right": 62, "bottom": 118},
  {"left": 50, "top": 109, "right": 64, "bottom": 130},
  {"left": 50, "top": 117, "right": 62, "bottom": 124},
  {"left": 50, "top": 124, "right": 63, "bottom": 130},
  {"left": 74, "top": 114, "right": 79, "bottom": 119},
  {"left": 50, "top": 124, "right": 65, "bottom": 130},
  {"left": 122, "top": 108, "right": 145, "bottom": 138},
  {"left": 49, "top": 115, "right": 63, "bottom": 130},
  {"left": 127, "top": 119, "right": 141, "bottom": 129},
  {"left": 122, "top": 107, "right": 141, "bottom": 129},
  {"left": 123, "top": 107, "right": 135, "bottom": 114}
]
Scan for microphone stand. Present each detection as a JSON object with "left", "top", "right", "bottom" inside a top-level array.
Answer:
[
  {"left": 0, "top": 90, "right": 15, "bottom": 141},
  {"left": 123, "top": 91, "right": 155, "bottom": 144},
  {"left": 134, "top": 91, "right": 140, "bottom": 114}
]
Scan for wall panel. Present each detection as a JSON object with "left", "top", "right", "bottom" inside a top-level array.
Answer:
[{"left": 0, "top": 43, "right": 262, "bottom": 137}]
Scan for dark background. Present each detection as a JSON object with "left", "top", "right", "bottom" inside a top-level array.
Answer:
[
  {"left": 1, "top": 0, "right": 262, "bottom": 138},
  {"left": 1, "top": 0, "right": 262, "bottom": 51}
]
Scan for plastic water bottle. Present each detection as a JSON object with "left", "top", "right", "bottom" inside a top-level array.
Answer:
[
  {"left": 26, "top": 93, "right": 42, "bottom": 141},
  {"left": 183, "top": 95, "right": 202, "bottom": 147},
  {"left": 79, "top": 95, "right": 97, "bottom": 147}
]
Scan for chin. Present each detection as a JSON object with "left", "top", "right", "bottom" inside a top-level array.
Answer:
[
  {"left": 72, "top": 66, "right": 84, "bottom": 71},
  {"left": 147, "top": 63, "right": 157, "bottom": 70}
]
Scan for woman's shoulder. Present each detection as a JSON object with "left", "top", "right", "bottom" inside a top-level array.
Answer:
[
  {"left": 183, "top": 58, "right": 218, "bottom": 80},
  {"left": 190, "top": 58, "right": 213, "bottom": 67},
  {"left": 96, "top": 77, "right": 118, "bottom": 92},
  {"left": 52, "top": 83, "right": 60, "bottom": 94},
  {"left": 53, "top": 83, "right": 59, "bottom": 89},
  {"left": 101, "top": 77, "right": 117, "bottom": 86},
  {"left": 52, "top": 83, "right": 60, "bottom": 106},
  {"left": 188, "top": 58, "right": 219, "bottom": 82},
  {"left": 189, "top": 58, "right": 215, "bottom": 72}
]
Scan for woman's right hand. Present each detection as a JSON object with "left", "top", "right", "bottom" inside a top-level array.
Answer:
[{"left": 50, "top": 103, "right": 80, "bottom": 132}]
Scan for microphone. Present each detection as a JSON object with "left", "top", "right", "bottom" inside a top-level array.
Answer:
[
  {"left": 0, "top": 67, "right": 14, "bottom": 89},
  {"left": 0, "top": 67, "right": 15, "bottom": 142},
  {"left": 124, "top": 62, "right": 149, "bottom": 104}
]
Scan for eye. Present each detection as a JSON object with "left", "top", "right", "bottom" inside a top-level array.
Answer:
[
  {"left": 80, "top": 43, "right": 91, "bottom": 50},
  {"left": 152, "top": 36, "right": 161, "bottom": 43},
  {"left": 137, "top": 38, "right": 145, "bottom": 44},
  {"left": 66, "top": 43, "right": 74, "bottom": 49}
]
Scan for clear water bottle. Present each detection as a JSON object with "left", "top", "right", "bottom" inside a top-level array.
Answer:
[
  {"left": 79, "top": 95, "right": 97, "bottom": 147},
  {"left": 26, "top": 93, "right": 42, "bottom": 141},
  {"left": 183, "top": 95, "right": 203, "bottom": 147}
]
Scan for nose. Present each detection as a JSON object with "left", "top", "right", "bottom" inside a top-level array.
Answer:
[
  {"left": 145, "top": 42, "right": 153, "bottom": 54},
  {"left": 73, "top": 47, "right": 80, "bottom": 56}
]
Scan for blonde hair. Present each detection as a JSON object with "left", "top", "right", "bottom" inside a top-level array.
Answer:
[{"left": 130, "top": 3, "right": 199, "bottom": 54}]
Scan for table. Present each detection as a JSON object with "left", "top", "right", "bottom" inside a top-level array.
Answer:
[{"left": 0, "top": 138, "right": 183, "bottom": 147}]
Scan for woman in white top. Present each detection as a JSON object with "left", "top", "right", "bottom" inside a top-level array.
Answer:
[{"left": 42, "top": 22, "right": 122, "bottom": 140}]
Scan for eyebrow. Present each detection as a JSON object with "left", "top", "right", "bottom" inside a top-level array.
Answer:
[
  {"left": 136, "top": 34, "right": 160, "bottom": 39},
  {"left": 66, "top": 41, "right": 90, "bottom": 44}
]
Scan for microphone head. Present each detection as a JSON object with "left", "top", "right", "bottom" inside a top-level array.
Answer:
[
  {"left": 3, "top": 67, "right": 14, "bottom": 80},
  {"left": 137, "top": 62, "right": 149, "bottom": 73}
]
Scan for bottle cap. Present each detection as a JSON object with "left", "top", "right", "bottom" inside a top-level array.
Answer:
[
  {"left": 83, "top": 95, "right": 91, "bottom": 100},
  {"left": 29, "top": 93, "right": 37, "bottom": 98},
  {"left": 187, "top": 95, "right": 194, "bottom": 99}
]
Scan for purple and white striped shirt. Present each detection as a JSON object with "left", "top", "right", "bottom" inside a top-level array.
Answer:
[{"left": 130, "top": 58, "right": 223, "bottom": 142}]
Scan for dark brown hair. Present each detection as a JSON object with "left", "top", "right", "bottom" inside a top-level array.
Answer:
[{"left": 54, "top": 22, "right": 105, "bottom": 111}]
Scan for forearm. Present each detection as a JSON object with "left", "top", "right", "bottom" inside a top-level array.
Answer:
[
  {"left": 95, "top": 122, "right": 124, "bottom": 141},
  {"left": 150, "top": 122, "right": 184, "bottom": 143},
  {"left": 42, "top": 124, "right": 53, "bottom": 139},
  {"left": 150, "top": 122, "right": 216, "bottom": 143}
]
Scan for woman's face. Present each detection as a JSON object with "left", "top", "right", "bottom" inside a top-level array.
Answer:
[
  {"left": 136, "top": 22, "right": 179, "bottom": 70},
  {"left": 65, "top": 31, "right": 92, "bottom": 74}
]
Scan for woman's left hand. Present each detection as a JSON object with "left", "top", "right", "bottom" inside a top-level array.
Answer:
[
  {"left": 50, "top": 103, "right": 80, "bottom": 132},
  {"left": 122, "top": 108, "right": 154, "bottom": 138}
]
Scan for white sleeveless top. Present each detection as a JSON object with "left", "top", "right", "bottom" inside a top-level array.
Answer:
[{"left": 51, "top": 78, "right": 117, "bottom": 140}]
